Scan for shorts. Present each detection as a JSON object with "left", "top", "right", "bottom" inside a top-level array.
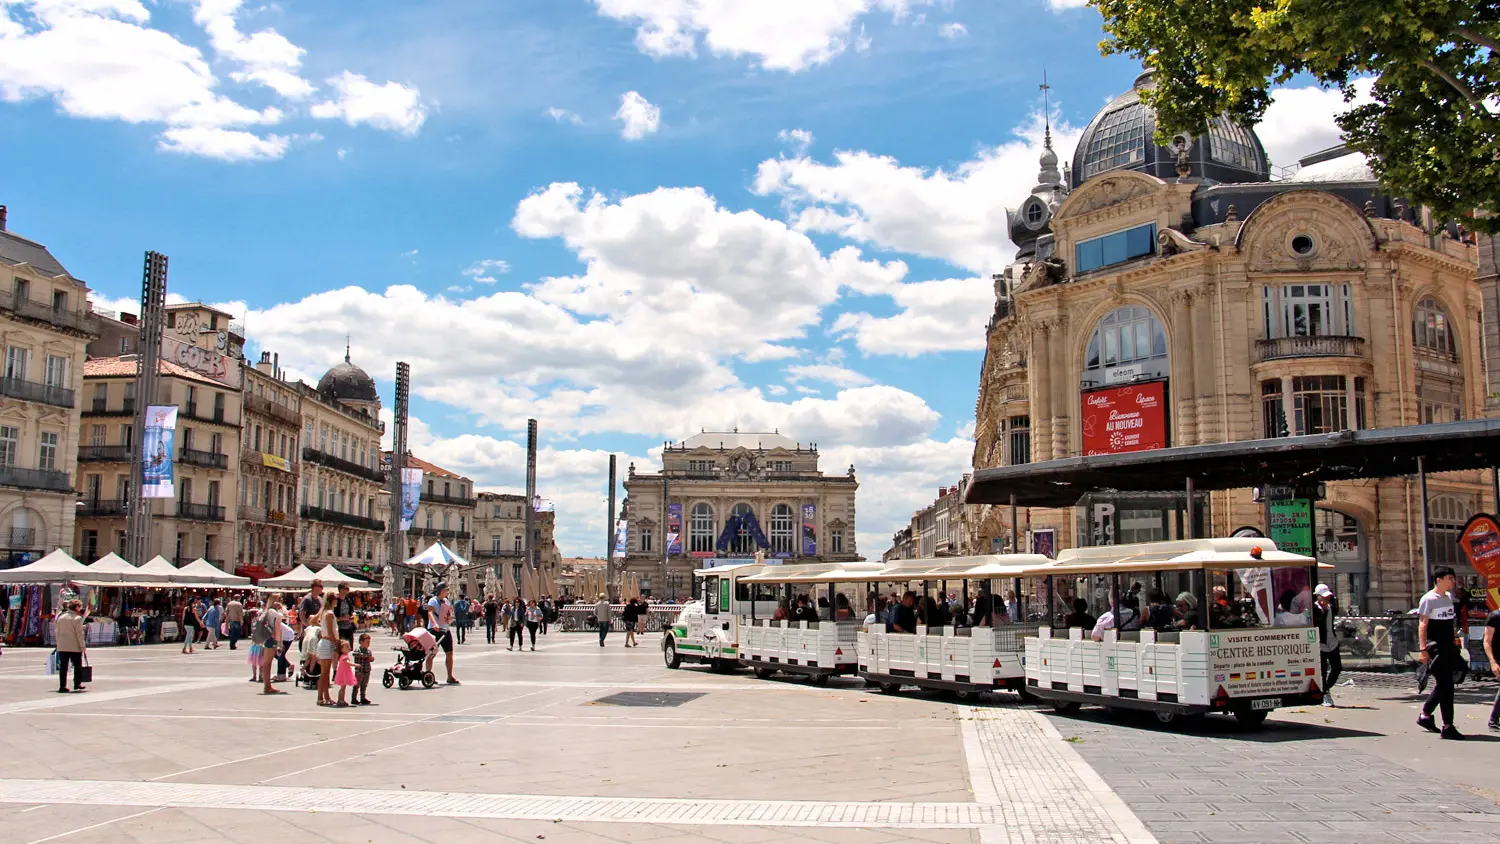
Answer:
[
  {"left": 316, "top": 638, "right": 334, "bottom": 661},
  {"left": 433, "top": 629, "right": 453, "bottom": 653}
]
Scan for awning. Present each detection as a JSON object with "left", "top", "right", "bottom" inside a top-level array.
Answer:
[
  {"left": 0, "top": 549, "right": 90, "bottom": 583},
  {"left": 966, "top": 419, "right": 1500, "bottom": 508},
  {"left": 175, "top": 558, "right": 251, "bottom": 586},
  {"left": 399, "top": 543, "right": 471, "bottom": 569},
  {"left": 85, "top": 552, "right": 150, "bottom": 582}
]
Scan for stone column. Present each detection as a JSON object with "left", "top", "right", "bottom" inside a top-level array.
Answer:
[
  {"left": 1281, "top": 375, "right": 1295, "bottom": 437},
  {"left": 1030, "top": 323, "right": 1052, "bottom": 461},
  {"left": 1170, "top": 290, "right": 1197, "bottom": 445},
  {"left": 1193, "top": 285, "right": 1215, "bottom": 443}
]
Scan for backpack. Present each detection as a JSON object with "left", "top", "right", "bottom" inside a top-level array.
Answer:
[{"left": 251, "top": 613, "right": 272, "bottom": 646}]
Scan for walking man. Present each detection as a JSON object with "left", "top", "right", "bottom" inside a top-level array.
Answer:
[
  {"left": 484, "top": 594, "right": 499, "bottom": 644},
  {"left": 203, "top": 598, "right": 222, "bottom": 650},
  {"left": 225, "top": 595, "right": 244, "bottom": 649},
  {"left": 426, "top": 582, "right": 460, "bottom": 685},
  {"left": 334, "top": 583, "right": 356, "bottom": 647},
  {"left": 595, "top": 593, "right": 612, "bottom": 647},
  {"left": 1486, "top": 604, "right": 1500, "bottom": 731},
  {"left": 1312, "top": 584, "right": 1341, "bottom": 707},
  {"left": 54, "top": 600, "right": 86, "bottom": 694},
  {"left": 1417, "top": 566, "right": 1465, "bottom": 739}
]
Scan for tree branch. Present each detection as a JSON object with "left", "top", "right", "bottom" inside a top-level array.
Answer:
[
  {"left": 1455, "top": 26, "right": 1500, "bottom": 54},
  {"left": 1419, "top": 58, "right": 1485, "bottom": 110}
]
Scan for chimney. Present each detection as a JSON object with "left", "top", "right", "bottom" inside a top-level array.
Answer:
[{"left": 0, "top": 205, "right": 7, "bottom": 232}]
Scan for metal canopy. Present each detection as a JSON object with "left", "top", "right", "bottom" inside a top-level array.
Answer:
[{"left": 966, "top": 419, "right": 1500, "bottom": 508}]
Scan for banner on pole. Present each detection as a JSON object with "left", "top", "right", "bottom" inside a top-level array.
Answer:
[
  {"left": 801, "top": 503, "right": 817, "bottom": 556},
  {"left": 612, "top": 519, "right": 627, "bottom": 559},
  {"left": 141, "top": 406, "right": 178, "bottom": 498},
  {"left": 399, "top": 468, "right": 422, "bottom": 531},
  {"left": 667, "top": 503, "right": 682, "bottom": 556}
]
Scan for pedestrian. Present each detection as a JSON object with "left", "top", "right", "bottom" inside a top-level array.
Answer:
[
  {"left": 525, "top": 599, "right": 542, "bottom": 651},
  {"left": 275, "top": 612, "right": 295, "bottom": 683},
  {"left": 426, "top": 583, "right": 460, "bottom": 685},
  {"left": 300, "top": 579, "right": 325, "bottom": 643},
  {"left": 1417, "top": 566, "right": 1464, "bottom": 739},
  {"left": 1312, "top": 584, "right": 1341, "bottom": 707},
  {"left": 254, "top": 600, "right": 286, "bottom": 695},
  {"left": 454, "top": 593, "right": 470, "bottom": 645},
  {"left": 203, "top": 598, "right": 222, "bottom": 650},
  {"left": 622, "top": 598, "right": 639, "bottom": 648},
  {"left": 353, "top": 632, "right": 375, "bottom": 706},
  {"left": 225, "top": 595, "right": 244, "bottom": 649},
  {"left": 180, "top": 596, "right": 201, "bottom": 654},
  {"left": 334, "top": 583, "right": 356, "bottom": 647},
  {"left": 595, "top": 593, "right": 612, "bottom": 647},
  {"left": 1484, "top": 601, "right": 1500, "bottom": 729},
  {"left": 403, "top": 593, "right": 418, "bottom": 633},
  {"left": 540, "top": 595, "right": 553, "bottom": 635},
  {"left": 507, "top": 597, "right": 526, "bottom": 651},
  {"left": 315, "top": 599, "right": 337, "bottom": 706},
  {"left": 332, "top": 639, "right": 357, "bottom": 707},
  {"left": 54, "top": 600, "right": 86, "bottom": 694},
  {"left": 484, "top": 594, "right": 499, "bottom": 645}
]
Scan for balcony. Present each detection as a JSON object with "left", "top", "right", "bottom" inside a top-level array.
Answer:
[
  {"left": 1, "top": 527, "right": 35, "bottom": 549},
  {"left": 83, "top": 398, "right": 135, "bottom": 417},
  {"left": 473, "top": 548, "right": 524, "bottom": 559},
  {"left": 0, "top": 465, "right": 71, "bottom": 492},
  {"left": 180, "top": 448, "right": 229, "bottom": 470},
  {"left": 302, "top": 447, "right": 386, "bottom": 484},
  {"left": 79, "top": 445, "right": 131, "bottom": 463},
  {"left": 1253, "top": 335, "right": 1366, "bottom": 364},
  {"left": 0, "top": 287, "right": 95, "bottom": 335},
  {"left": 181, "top": 402, "right": 237, "bottom": 427},
  {"left": 239, "top": 505, "right": 293, "bottom": 526},
  {"left": 300, "top": 504, "right": 385, "bottom": 532},
  {"left": 423, "top": 491, "right": 477, "bottom": 508},
  {"left": 79, "top": 499, "right": 127, "bottom": 518},
  {"left": 407, "top": 526, "right": 458, "bottom": 540},
  {"left": 0, "top": 376, "right": 74, "bottom": 409},
  {"left": 244, "top": 392, "right": 301, "bottom": 426},
  {"left": 177, "top": 501, "right": 226, "bottom": 522}
]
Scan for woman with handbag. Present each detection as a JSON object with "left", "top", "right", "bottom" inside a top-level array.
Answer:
[{"left": 180, "top": 596, "right": 201, "bottom": 654}]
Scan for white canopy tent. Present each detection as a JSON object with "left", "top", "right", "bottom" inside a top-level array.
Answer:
[
  {"left": 399, "top": 543, "right": 471, "bottom": 569},
  {"left": 313, "top": 566, "right": 380, "bottom": 591},
  {"left": 136, "top": 556, "right": 180, "bottom": 581},
  {"left": 175, "top": 558, "right": 251, "bottom": 587},
  {"left": 0, "top": 549, "right": 91, "bottom": 583},
  {"left": 85, "top": 552, "right": 148, "bottom": 583},
  {"left": 256, "top": 564, "right": 321, "bottom": 591}
]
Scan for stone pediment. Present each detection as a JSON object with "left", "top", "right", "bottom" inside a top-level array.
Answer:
[
  {"left": 1056, "top": 171, "right": 1164, "bottom": 220},
  {"left": 1237, "top": 190, "right": 1376, "bottom": 273}
]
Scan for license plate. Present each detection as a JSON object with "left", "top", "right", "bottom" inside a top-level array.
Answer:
[{"left": 1250, "top": 697, "right": 1279, "bottom": 711}]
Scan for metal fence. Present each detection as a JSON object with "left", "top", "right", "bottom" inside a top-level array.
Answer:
[
  {"left": 557, "top": 605, "right": 683, "bottom": 633},
  {"left": 1332, "top": 615, "right": 1422, "bottom": 670}
]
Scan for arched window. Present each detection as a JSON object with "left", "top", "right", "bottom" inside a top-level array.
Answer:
[
  {"left": 689, "top": 503, "right": 715, "bottom": 554},
  {"left": 729, "top": 502, "right": 756, "bottom": 554},
  {"left": 1414, "top": 297, "right": 1457, "bottom": 358},
  {"left": 1082, "top": 306, "right": 1168, "bottom": 386},
  {"left": 1428, "top": 494, "right": 1476, "bottom": 579},
  {"left": 769, "top": 504, "right": 795, "bottom": 554}
]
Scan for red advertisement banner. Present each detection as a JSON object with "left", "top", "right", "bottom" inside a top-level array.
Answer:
[
  {"left": 1080, "top": 381, "right": 1168, "bottom": 457},
  {"left": 1459, "top": 514, "right": 1500, "bottom": 610}
]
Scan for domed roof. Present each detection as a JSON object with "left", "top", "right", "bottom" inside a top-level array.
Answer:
[
  {"left": 1071, "top": 71, "right": 1269, "bottom": 189},
  {"left": 318, "top": 353, "right": 378, "bottom": 404}
]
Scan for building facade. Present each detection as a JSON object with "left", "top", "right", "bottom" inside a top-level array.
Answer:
[
  {"left": 470, "top": 491, "right": 562, "bottom": 599},
  {"left": 0, "top": 214, "right": 95, "bottom": 565},
  {"left": 881, "top": 480, "right": 972, "bottom": 562},
  {"left": 972, "top": 72, "right": 1484, "bottom": 612},
  {"left": 296, "top": 353, "right": 386, "bottom": 574},
  {"left": 621, "top": 431, "right": 859, "bottom": 598},
  {"left": 235, "top": 352, "right": 302, "bottom": 579}
]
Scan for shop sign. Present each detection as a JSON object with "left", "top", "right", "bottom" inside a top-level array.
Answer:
[
  {"left": 1268, "top": 499, "right": 1314, "bottom": 557},
  {"left": 1459, "top": 514, "right": 1500, "bottom": 610},
  {"left": 1080, "top": 381, "right": 1167, "bottom": 456},
  {"left": 260, "top": 452, "right": 291, "bottom": 472},
  {"left": 1209, "top": 628, "right": 1320, "bottom": 698}
]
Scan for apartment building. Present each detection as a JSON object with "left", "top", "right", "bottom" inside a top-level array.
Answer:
[
  {"left": 236, "top": 352, "right": 302, "bottom": 578},
  {"left": 296, "top": 353, "right": 386, "bottom": 574}
]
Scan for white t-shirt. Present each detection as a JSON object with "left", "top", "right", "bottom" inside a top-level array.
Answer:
[{"left": 1091, "top": 607, "right": 1135, "bottom": 641}]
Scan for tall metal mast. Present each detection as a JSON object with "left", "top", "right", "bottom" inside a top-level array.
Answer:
[
  {"left": 606, "top": 454, "right": 616, "bottom": 601},
  {"left": 388, "top": 362, "right": 409, "bottom": 591},
  {"left": 524, "top": 419, "right": 538, "bottom": 587},
  {"left": 125, "top": 252, "right": 167, "bottom": 565}
]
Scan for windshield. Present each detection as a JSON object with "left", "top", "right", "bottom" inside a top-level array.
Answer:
[{"left": 1208, "top": 566, "right": 1313, "bottom": 629}]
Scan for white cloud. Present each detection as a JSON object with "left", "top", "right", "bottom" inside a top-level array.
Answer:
[
  {"left": 614, "top": 90, "right": 660, "bottom": 140},
  {"left": 546, "top": 106, "right": 583, "bottom": 125},
  {"left": 767, "top": 384, "right": 788, "bottom": 396},
  {"left": 820, "top": 437, "right": 974, "bottom": 560},
  {"left": 400, "top": 248, "right": 418, "bottom": 258},
  {"left": 336, "top": 147, "right": 349, "bottom": 159},
  {"left": 191, "top": 0, "right": 314, "bottom": 99},
  {"left": 777, "top": 127, "right": 813, "bottom": 154},
  {"left": 833, "top": 276, "right": 992, "bottom": 355},
  {"left": 1257, "top": 79, "right": 1375, "bottom": 171},
  {"left": 785, "top": 363, "right": 872, "bottom": 388},
  {"left": 754, "top": 112, "right": 1081, "bottom": 274},
  {"left": 158, "top": 125, "right": 289, "bottom": 161},
  {"left": 591, "top": 0, "right": 934, "bottom": 72},
  {"left": 1046, "top": 0, "right": 1088, "bottom": 9},
  {"left": 310, "top": 71, "right": 427, "bottom": 136},
  {"left": 938, "top": 21, "right": 966, "bottom": 38},
  {"left": 463, "top": 259, "right": 511, "bottom": 284}
]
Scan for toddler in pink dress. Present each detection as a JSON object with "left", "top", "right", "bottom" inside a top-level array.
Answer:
[{"left": 332, "top": 640, "right": 357, "bottom": 707}]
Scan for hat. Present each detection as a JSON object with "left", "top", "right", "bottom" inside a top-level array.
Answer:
[{"left": 1315, "top": 584, "right": 1334, "bottom": 598}]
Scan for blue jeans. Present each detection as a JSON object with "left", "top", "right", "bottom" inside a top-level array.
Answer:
[{"left": 598, "top": 619, "right": 609, "bottom": 645}]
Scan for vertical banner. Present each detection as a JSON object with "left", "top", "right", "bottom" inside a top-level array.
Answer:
[
  {"left": 666, "top": 503, "right": 682, "bottom": 556},
  {"left": 141, "top": 406, "right": 178, "bottom": 498},
  {"left": 801, "top": 503, "right": 817, "bottom": 556},
  {"left": 399, "top": 468, "right": 422, "bottom": 531},
  {"left": 1459, "top": 514, "right": 1500, "bottom": 610},
  {"left": 612, "top": 519, "right": 627, "bottom": 559},
  {"left": 1030, "top": 528, "right": 1056, "bottom": 559}
]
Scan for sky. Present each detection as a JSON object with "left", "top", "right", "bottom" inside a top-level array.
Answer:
[{"left": 0, "top": 0, "right": 1362, "bottom": 559}]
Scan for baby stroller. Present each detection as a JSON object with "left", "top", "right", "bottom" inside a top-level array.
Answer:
[{"left": 383, "top": 628, "right": 437, "bottom": 690}]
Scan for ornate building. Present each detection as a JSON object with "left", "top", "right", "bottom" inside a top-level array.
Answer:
[
  {"left": 881, "top": 478, "right": 973, "bottom": 562},
  {"left": 973, "top": 72, "right": 1484, "bottom": 612},
  {"left": 621, "top": 431, "right": 859, "bottom": 598},
  {"left": 296, "top": 351, "right": 386, "bottom": 574},
  {"left": 471, "top": 491, "right": 562, "bottom": 599},
  {"left": 235, "top": 352, "right": 301, "bottom": 579},
  {"left": 0, "top": 210, "right": 95, "bottom": 566}
]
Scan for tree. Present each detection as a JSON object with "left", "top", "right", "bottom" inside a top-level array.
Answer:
[{"left": 1091, "top": 0, "right": 1500, "bottom": 230}]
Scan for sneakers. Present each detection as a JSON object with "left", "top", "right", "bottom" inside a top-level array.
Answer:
[
  {"left": 1417, "top": 715, "right": 1440, "bottom": 733},
  {"left": 1321, "top": 693, "right": 1334, "bottom": 708},
  {"left": 530, "top": 646, "right": 535, "bottom": 651},
  {"left": 1441, "top": 725, "right": 1466, "bottom": 740},
  {"left": 1489, "top": 721, "right": 1499, "bottom": 732}
]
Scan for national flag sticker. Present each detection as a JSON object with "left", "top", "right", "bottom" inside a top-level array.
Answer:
[
  {"left": 1214, "top": 674, "right": 1226, "bottom": 682},
  {"left": 1246, "top": 672, "right": 1258, "bottom": 680},
  {"left": 1304, "top": 667, "right": 1316, "bottom": 676},
  {"left": 1230, "top": 673, "right": 1242, "bottom": 681},
  {"left": 1274, "top": 669, "right": 1288, "bottom": 679}
]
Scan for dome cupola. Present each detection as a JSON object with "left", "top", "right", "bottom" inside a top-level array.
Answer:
[{"left": 317, "top": 345, "right": 378, "bottom": 406}]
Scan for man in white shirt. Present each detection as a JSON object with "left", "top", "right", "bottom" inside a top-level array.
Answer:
[
  {"left": 1417, "top": 567, "right": 1463, "bottom": 739},
  {"left": 427, "top": 582, "right": 459, "bottom": 685}
]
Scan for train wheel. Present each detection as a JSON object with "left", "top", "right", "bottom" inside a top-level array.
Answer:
[
  {"left": 878, "top": 682, "right": 902, "bottom": 695},
  {"left": 1052, "top": 700, "right": 1081, "bottom": 714},
  {"left": 810, "top": 673, "right": 830, "bottom": 687},
  {"left": 1232, "top": 707, "right": 1270, "bottom": 728},
  {"left": 753, "top": 666, "right": 775, "bottom": 680}
]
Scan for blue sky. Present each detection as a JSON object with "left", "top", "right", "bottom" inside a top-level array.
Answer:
[{"left": 0, "top": 0, "right": 1355, "bottom": 557}]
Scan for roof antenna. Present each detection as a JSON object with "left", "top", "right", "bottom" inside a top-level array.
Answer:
[
  {"left": 345, "top": 334, "right": 351, "bottom": 363},
  {"left": 1040, "top": 68, "right": 1053, "bottom": 146}
]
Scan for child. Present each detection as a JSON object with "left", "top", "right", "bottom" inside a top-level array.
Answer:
[
  {"left": 332, "top": 639, "right": 357, "bottom": 708},
  {"left": 353, "top": 633, "right": 375, "bottom": 706}
]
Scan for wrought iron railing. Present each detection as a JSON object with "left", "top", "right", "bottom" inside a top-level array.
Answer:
[
  {"left": 1253, "top": 335, "right": 1366, "bottom": 363},
  {"left": 0, "top": 376, "right": 74, "bottom": 408}
]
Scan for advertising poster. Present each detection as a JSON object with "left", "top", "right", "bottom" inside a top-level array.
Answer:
[
  {"left": 399, "top": 468, "right": 422, "bottom": 531},
  {"left": 667, "top": 503, "right": 682, "bottom": 556},
  {"left": 1080, "top": 381, "right": 1168, "bottom": 456},
  {"left": 801, "top": 503, "right": 817, "bottom": 556},
  {"left": 1030, "top": 529, "right": 1056, "bottom": 559},
  {"left": 1268, "top": 499, "right": 1314, "bottom": 557},
  {"left": 1459, "top": 514, "right": 1500, "bottom": 609},
  {"left": 140, "top": 406, "right": 177, "bottom": 498},
  {"left": 612, "top": 519, "right": 627, "bottom": 559},
  {"left": 1209, "top": 628, "right": 1320, "bottom": 698},
  {"left": 160, "top": 334, "right": 241, "bottom": 388}
]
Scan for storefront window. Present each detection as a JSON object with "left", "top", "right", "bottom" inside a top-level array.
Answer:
[{"left": 1427, "top": 494, "right": 1476, "bottom": 580}]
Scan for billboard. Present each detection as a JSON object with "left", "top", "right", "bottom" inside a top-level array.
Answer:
[
  {"left": 140, "top": 406, "right": 177, "bottom": 498},
  {"left": 160, "top": 334, "right": 240, "bottom": 389},
  {"left": 1268, "top": 498, "right": 1314, "bottom": 558},
  {"left": 399, "top": 468, "right": 422, "bottom": 531},
  {"left": 1460, "top": 514, "right": 1500, "bottom": 610},
  {"left": 1080, "top": 381, "right": 1168, "bottom": 456},
  {"left": 666, "top": 503, "right": 682, "bottom": 556},
  {"left": 612, "top": 519, "right": 627, "bottom": 559},
  {"left": 801, "top": 503, "right": 817, "bottom": 556}
]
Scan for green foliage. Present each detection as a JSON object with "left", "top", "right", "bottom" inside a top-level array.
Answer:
[{"left": 1091, "top": 0, "right": 1500, "bottom": 230}]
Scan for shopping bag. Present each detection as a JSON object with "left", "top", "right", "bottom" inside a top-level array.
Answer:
[
  {"left": 45, "top": 650, "right": 57, "bottom": 675},
  {"left": 76, "top": 655, "right": 93, "bottom": 685}
]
